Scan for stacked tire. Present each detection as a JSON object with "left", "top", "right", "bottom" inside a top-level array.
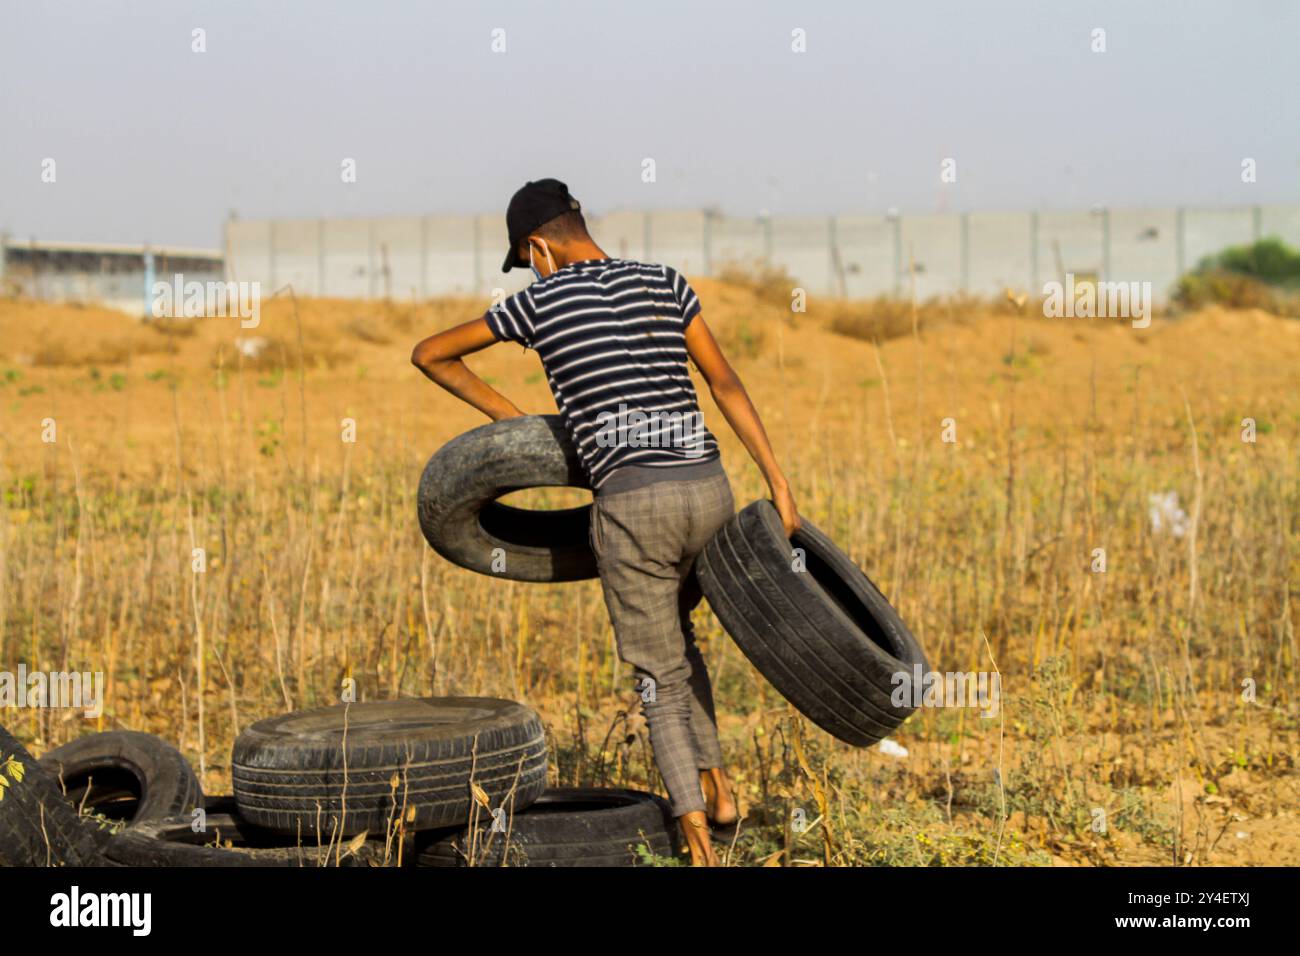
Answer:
[
  {"left": 224, "top": 696, "right": 676, "bottom": 867},
  {"left": 231, "top": 697, "right": 548, "bottom": 838}
]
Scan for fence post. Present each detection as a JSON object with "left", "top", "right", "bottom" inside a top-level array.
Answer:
[
  {"left": 960, "top": 212, "right": 970, "bottom": 292},
  {"left": 222, "top": 214, "right": 233, "bottom": 284},
  {"left": 890, "top": 213, "right": 902, "bottom": 297},
  {"left": 1101, "top": 207, "right": 1111, "bottom": 281},
  {"left": 367, "top": 221, "right": 376, "bottom": 300},
  {"left": 827, "top": 217, "right": 837, "bottom": 297},
  {"left": 1175, "top": 207, "right": 1186, "bottom": 277},
  {"left": 268, "top": 221, "right": 277, "bottom": 292},
  {"left": 419, "top": 216, "right": 429, "bottom": 300},
  {"left": 317, "top": 219, "right": 326, "bottom": 297},
  {"left": 1030, "top": 210, "right": 1039, "bottom": 292},
  {"left": 142, "top": 246, "right": 155, "bottom": 320},
  {"left": 473, "top": 217, "right": 482, "bottom": 294}
]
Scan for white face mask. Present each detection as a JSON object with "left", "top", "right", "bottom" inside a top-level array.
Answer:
[{"left": 528, "top": 239, "right": 556, "bottom": 281}]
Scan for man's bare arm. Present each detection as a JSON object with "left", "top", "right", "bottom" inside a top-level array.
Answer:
[
  {"left": 410, "top": 317, "right": 525, "bottom": 421},
  {"left": 684, "top": 313, "right": 801, "bottom": 536}
]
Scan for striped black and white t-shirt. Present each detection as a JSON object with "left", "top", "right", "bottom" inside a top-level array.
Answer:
[{"left": 484, "top": 258, "right": 720, "bottom": 490}]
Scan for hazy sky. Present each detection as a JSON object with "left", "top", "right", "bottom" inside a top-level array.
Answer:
[{"left": 2, "top": 0, "right": 1297, "bottom": 249}]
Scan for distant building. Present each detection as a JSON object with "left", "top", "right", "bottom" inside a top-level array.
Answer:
[{"left": 0, "top": 237, "right": 223, "bottom": 315}]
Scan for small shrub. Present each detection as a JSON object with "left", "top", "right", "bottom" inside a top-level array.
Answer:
[
  {"left": 715, "top": 317, "right": 768, "bottom": 360},
  {"left": 1173, "top": 238, "right": 1300, "bottom": 314},
  {"left": 716, "top": 261, "right": 799, "bottom": 304},
  {"left": 1211, "top": 237, "right": 1300, "bottom": 285},
  {"left": 346, "top": 315, "right": 393, "bottom": 345},
  {"left": 1172, "top": 270, "right": 1281, "bottom": 312}
]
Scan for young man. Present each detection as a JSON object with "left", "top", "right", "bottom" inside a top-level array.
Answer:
[{"left": 411, "top": 178, "right": 799, "bottom": 866}]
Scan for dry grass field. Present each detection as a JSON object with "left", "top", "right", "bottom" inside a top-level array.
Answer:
[{"left": 0, "top": 275, "right": 1296, "bottom": 866}]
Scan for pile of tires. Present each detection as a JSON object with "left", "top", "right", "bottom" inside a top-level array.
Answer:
[
  {"left": 0, "top": 697, "right": 678, "bottom": 867},
  {"left": 419, "top": 416, "right": 928, "bottom": 746}
]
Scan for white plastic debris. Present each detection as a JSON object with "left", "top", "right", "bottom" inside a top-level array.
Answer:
[
  {"left": 235, "top": 336, "right": 268, "bottom": 359},
  {"left": 1148, "top": 490, "right": 1189, "bottom": 538},
  {"left": 878, "top": 738, "right": 909, "bottom": 758}
]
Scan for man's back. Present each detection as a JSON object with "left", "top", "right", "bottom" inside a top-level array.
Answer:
[{"left": 486, "top": 257, "right": 720, "bottom": 488}]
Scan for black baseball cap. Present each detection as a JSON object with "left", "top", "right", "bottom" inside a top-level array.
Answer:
[{"left": 501, "top": 178, "right": 582, "bottom": 272}]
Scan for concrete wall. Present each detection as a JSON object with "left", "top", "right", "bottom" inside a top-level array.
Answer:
[{"left": 225, "top": 204, "right": 1300, "bottom": 306}]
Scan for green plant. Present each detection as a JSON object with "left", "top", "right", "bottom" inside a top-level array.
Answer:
[
  {"left": 0, "top": 753, "right": 24, "bottom": 800},
  {"left": 1172, "top": 269, "right": 1282, "bottom": 312},
  {"left": 1173, "top": 238, "right": 1300, "bottom": 314},
  {"left": 1210, "top": 237, "right": 1300, "bottom": 285},
  {"left": 633, "top": 843, "right": 684, "bottom": 866}
]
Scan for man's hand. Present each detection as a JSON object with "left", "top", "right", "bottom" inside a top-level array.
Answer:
[{"left": 771, "top": 481, "right": 802, "bottom": 539}]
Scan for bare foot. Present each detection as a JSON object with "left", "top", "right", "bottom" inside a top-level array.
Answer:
[
  {"left": 699, "top": 768, "right": 739, "bottom": 826},
  {"left": 680, "top": 811, "right": 719, "bottom": 866}
]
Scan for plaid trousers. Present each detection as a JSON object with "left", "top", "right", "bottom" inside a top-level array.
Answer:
[{"left": 589, "top": 469, "right": 735, "bottom": 817}]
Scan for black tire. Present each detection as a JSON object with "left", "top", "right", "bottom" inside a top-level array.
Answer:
[
  {"left": 232, "top": 697, "right": 548, "bottom": 837},
  {"left": 696, "top": 499, "right": 929, "bottom": 746},
  {"left": 0, "top": 723, "right": 103, "bottom": 866},
  {"left": 105, "top": 797, "right": 379, "bottom": 867},
  {"left": 39, "top": 731, "right": 204, "bottom": 845},
  {"left": 417, "top": 415, "right": 597, "bottom": 582},
  {"left": 416, "top": 787, "right": 678, "bottom": 867}
]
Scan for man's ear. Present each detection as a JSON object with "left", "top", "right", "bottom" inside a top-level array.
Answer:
[{"left": 527, "top": 236, "right": 556, "bottom": 274}]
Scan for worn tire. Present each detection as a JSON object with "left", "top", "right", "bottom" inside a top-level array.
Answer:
[
  {"left": 416, "top": 787, "right": 678, "bottom": 867},
  {"left": 417, "top": 415, "right": 597, "bottom": 582},
  {"left": 0, "top": 723, "right": 103, "bottom": 866},
  {"left": 106, "top": 797, "right": 379, "bottom": 867},
  {"left": 696, "top": 500, "right": 928, "bottom": 746},
  {"left": 232, "top": 697, "right": 548, "bottom": 837},
  {"left": 40, "top": 731, "right": 203, "bottom": 846}
]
